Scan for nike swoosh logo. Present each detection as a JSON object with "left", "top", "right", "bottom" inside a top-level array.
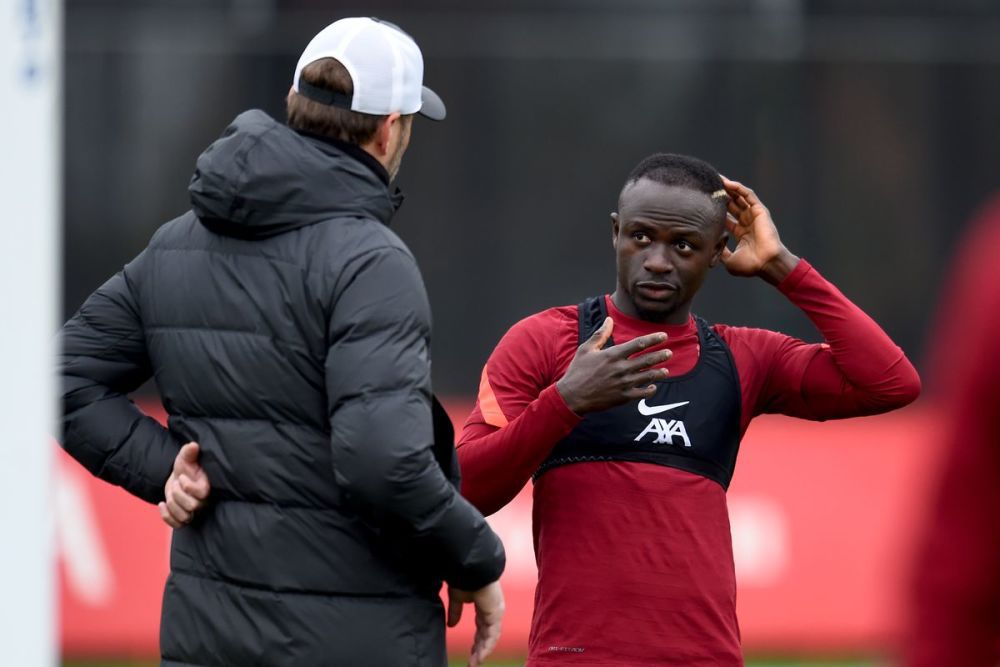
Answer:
[{"left": 637, "top": 399, "right": 690, "bottom": 416}]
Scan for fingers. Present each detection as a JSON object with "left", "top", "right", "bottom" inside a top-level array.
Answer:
[
  {"left": 725, "top": 214, "right": 741, "bottom": 234},
  {"left": 723, "top": 179, "right": 754, "bottom": 217},
  {"left": 173, "top": 441, "right": 211, "bottom": 500},
  {"left": 469, "top": 589, "right": 504, "bottom": 667},
  {"left": 728, "top": 196, "right": 753, "bottom": 223},
  {"left": 163, "top": 475, "right": 209, "bottom": 526},
  {"left": 609, "top": 331, "right": 667, "bottom": 358},
  {"left": 722, "top": 176, "right": 751, "bottom": 198},
  {"left": 447, "top": 589, "right": 466, "bottom": 628},
  {"left": 623, "top": 384, "right": 658, "bottom": 401},
  {"left": 181, "top": 473, "right": 211, "bottom": 501},
  {"left": 727, "top": 197, "right": 751, "bottom": 222},
  {"left": 624, "top": 368, "right": 669, "bottom": 388},
  {"left": 624, "top": 348, "right": 672, "bottom": 373},
  {"left": 170, "top": 477, "right": 202, "bottom": 513},
  {"left": 469, "top": 618, "right": 502, "bottom": 667},
  {"left": 588, "top": 316, "right": 614, "bottom": 350},
  {"left": 162, "top": 444, "right": 212, "bottom": 529},
  {"left": 161, "top": 493, "right": 190, "bottom": 525},
  {"left": 177, "top": 442, "right": 200, "bottom": 465},
  {"left": 163, "top": 491, "right": 193, "bottom": 525},
  {"left": 723, "top": 177, "right": 768, "bottom": 216},
  {"left": 158, "top": 502, "right": 182, "bottom": 529},
  {"left": 174, "top": 442, "right": 203, "bottom": 477}
]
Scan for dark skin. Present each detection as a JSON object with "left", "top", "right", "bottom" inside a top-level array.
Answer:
[
  {"left": 611, "top": 181, "right": 729, "bottom": 324},
  {"left": 557, "top": 176, "right": 800, "bottom": 414}
]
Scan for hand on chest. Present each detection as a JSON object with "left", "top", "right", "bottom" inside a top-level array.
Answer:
[{"left": 541, "top": 303, "right": 743, "bottom": 489}]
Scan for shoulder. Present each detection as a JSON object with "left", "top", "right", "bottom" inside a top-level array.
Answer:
[
  {"left": 146, "top": 212, "right": 201, "bottom": 249},
  {"left": 287, "top": 218, "right": 423, "bottom": 311},
  {"left": 309, "top": 215, "right": 416, "bottom": 270},
  {"left": 121, "top": 214, "right": 202, "bottom": 287},
  {"left": 498, "top": 304, "right": 578, "bottom": 350},
  {"left": 484, "top": 304, "right": 578, "bottom": 383},
  {"left": 712, "top": 322, "right": 792, "bottom": 346},
  {"left": 711, "top": 322, "right": 809, "bottom": 365}
]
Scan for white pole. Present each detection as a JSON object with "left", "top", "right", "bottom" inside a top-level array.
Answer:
[{"left": 0, "top": 0, "right": 61, "bottom": 665}]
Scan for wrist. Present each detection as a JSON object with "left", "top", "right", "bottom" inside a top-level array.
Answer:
[
  {"left": 555, "top": 379, "right": 584, "bottom": 415},
  {"left": 759, "top": 248, "right": 800, "bottom": 286}
]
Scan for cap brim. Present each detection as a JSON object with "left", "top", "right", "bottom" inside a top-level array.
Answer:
[{"left": 418, "top": 86, "right": 446, "bottom": 121}]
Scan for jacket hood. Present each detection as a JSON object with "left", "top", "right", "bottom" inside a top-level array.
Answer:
[{"left": 189, "top": 110, "right": 401, "bottom": 238}]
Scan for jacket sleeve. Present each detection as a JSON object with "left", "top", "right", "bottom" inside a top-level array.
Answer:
[
  {"left": 325, "top": 245, "right": 505, "bottom": 591},
  {"left": 59, "top": 250, "right": 183, "bottom": 504}
]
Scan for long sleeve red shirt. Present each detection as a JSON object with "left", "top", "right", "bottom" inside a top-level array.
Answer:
[{"left": 456, "top": 260, "right": 920, "bottom": 665}]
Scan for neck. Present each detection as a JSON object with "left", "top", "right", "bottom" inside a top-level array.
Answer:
[
  {"left": 294, "top": 129, "right": 390, "bottom": 185},
  {"left": 611, "top": 287, "right": 691, "bottom": 325},
  {"left": 360, "top": 142, "right": 389, "bottom": 172}
]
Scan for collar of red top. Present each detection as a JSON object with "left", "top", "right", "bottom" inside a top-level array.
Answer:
[{"left": 603, "top": 295, "right": 697, "bottom": 339}]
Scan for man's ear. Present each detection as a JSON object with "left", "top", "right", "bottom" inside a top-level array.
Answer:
[
  {"left": 709, "top": 231, "right": 729, "bottom": 268},
  {"left": 373, "top": 112, "right": 403, "bottom": 157},
  {"left": 611, "top": 212, "right": 620, "bottom": 249}
]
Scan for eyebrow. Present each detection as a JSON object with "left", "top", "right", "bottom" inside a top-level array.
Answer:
[{"left": 624, "top": 217, "right": 707, "bottom": 232}]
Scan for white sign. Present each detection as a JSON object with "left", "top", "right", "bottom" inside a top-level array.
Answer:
[{"left": 0, "top": 1, "right": 61, "bottom": 665}]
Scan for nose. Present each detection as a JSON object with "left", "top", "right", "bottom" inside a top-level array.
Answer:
[{"left": 643, "top": 245, "right": 674, "bottom": 274}]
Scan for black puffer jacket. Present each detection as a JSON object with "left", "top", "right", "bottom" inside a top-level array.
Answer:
[{"left": 59, "top": 110, "right": 505, "bottom": 666}]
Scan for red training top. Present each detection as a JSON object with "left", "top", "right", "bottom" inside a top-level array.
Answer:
[{"left": 457, "top": 260, "right": 920, "bottom": 666}]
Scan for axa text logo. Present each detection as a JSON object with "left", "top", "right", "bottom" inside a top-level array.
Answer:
[{"left": 635, "top": 399, "right": 691, "bottom": 447}]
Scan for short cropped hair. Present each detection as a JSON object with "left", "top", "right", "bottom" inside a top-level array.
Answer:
[
  {"left": 286, "top": 58, "right": 385, "bottom": 146},
  {"left": 621, "top": 153, "right": 728, "bottom": 212}
]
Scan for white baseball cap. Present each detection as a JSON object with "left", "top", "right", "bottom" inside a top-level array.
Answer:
[{"left": 293, "top": 17, "right": 446, "bottom": 121}]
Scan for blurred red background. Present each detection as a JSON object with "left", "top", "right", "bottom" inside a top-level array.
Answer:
[{"left": 58, "top": 399, "right": 939, "bottom": 659}]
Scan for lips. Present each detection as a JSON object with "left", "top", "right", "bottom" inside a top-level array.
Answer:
[{"left": 635, "top": 281, "right": 677, "bottom": 299}]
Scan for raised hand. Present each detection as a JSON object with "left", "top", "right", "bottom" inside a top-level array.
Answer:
[
  {"left": 556, "top": 317, "right": 671, "bottom": 415},
  {"left": 447, "top": 581, "right": 505, "bottom": 667},
  {"left": 158, "top": 442, "right": 211, "bottom": 529},
  {"left": 721, "top": 177, "right": 799, "bottom": 284}
]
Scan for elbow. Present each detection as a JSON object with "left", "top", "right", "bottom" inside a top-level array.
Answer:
[
  {"left": 456, "top": 446, "right": 503, "bottom": 517},
  {"left": 334, "top": 447, "right": 447, "bottom": 525},
  {"left": 901, "top": 373, "right": 923, "bottom": 408},
  {"left": 335, "top": 459, "right": 401, "bottom": 514},
  {"left": 894, "top": 357, "right": 923, "bottom": 408},
  {"left": 865, "top": 358, "right": 922, "bottom": 414},
  {"left": 459, "top": 481, "right": 502, "bottom": 518}
]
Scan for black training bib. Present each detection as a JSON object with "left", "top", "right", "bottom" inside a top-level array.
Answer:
[{"left": 536, "top": 296, "right": 743, "bottom": 489}]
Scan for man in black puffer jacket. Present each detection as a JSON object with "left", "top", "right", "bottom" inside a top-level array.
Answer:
[{"left": 58, "top": 17, "right": 505, "bottom": 667}]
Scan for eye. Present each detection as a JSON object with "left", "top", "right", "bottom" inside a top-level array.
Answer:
[
  {"left": 631, "top": 231, "right": 652, "bottom": 245},
  {"left": 675, "top": 240, "right": 693, "bottom": 253}
]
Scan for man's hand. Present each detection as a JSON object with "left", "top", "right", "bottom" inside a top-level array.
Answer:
[
  {"left": 721, "top": 177, "right": 799, "bottom": 285},
  {"left": 556, "top": 317, "right": 670, "bottom": 414},
  {"left": 447, "top": 581, "right": 505, "bottom": 667},
  {"left": 158, "top": 442, "right": 211, "bottom": 529}
]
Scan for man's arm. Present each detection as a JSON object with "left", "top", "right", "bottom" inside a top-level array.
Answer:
[
  {"left": 458, "top": 316, "right": 669, "bottom": 516},
  {"left": 458, "top": 385, "right": 580, "bottom": 516},
  {"left": 59, "top": 251, "right": 185, "bottom": 504},
  {"left": 325, "top": 244, "right": 504, "bottom": 591},
  {"left": 720, "top": 178, "right": 920, "bottom": 420},
  {"left": 759, "top": 262, "right": 921, "bottom": 419}
]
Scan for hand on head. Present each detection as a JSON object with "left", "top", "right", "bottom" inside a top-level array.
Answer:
[
  {"left": 720, "top": 177, "right": 799, "bottom": 284},
  {"left": 159, "top": 442, "right": 211, "bottom": 529}
]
